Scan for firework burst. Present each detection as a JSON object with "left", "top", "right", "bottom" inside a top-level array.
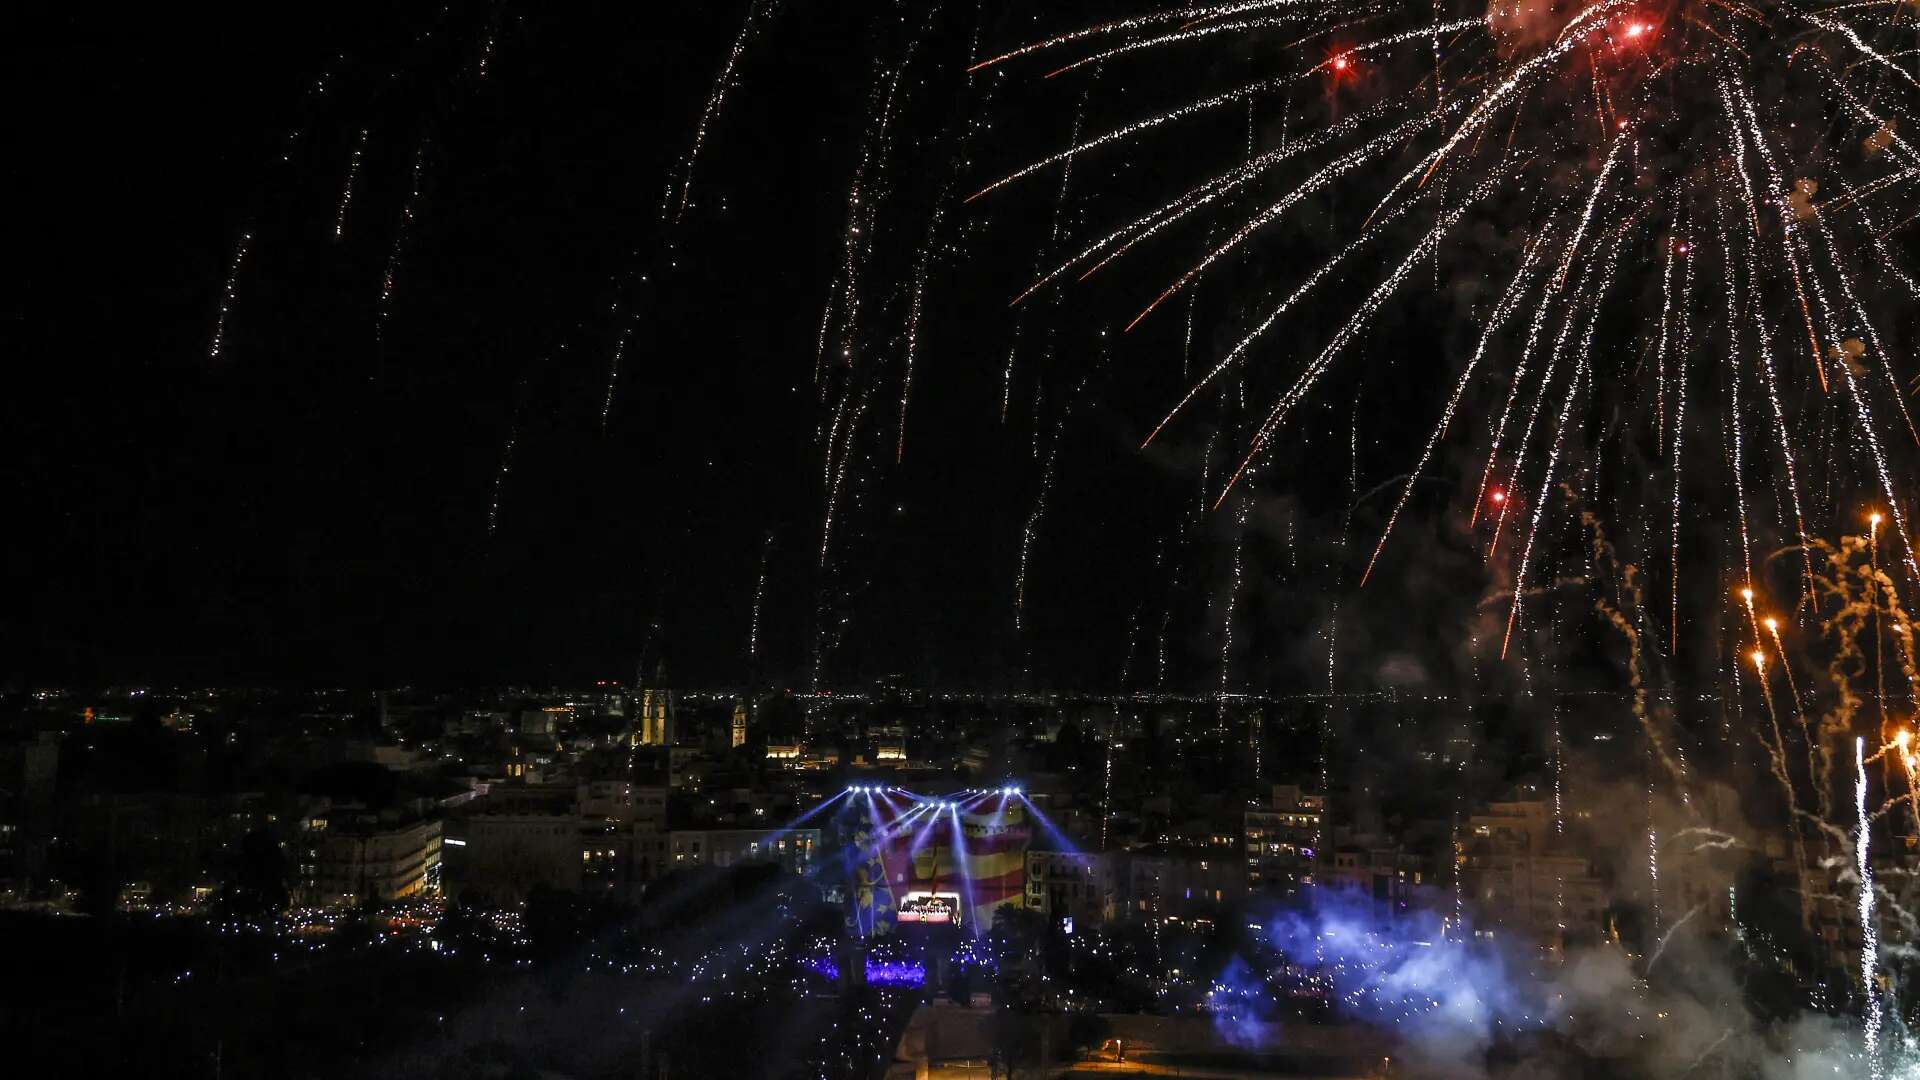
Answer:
[{"left": 972, "top": 0, "right": 1920, "bottom": 659}]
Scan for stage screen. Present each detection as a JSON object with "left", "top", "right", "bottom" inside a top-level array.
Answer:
[{"left": 844, "top": 796, "right": 1030, "bottom": 936}]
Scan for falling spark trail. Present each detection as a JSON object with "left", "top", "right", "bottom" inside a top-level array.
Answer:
[
  {"left": 748, "top": 532, "right": 774, "bottom": 662},
  {"left": 1017, "top": 92, "right": 1404, "bottom": 307},
  {"left": 1669, "top": 237, "right": 1695, "bottom": 651},
  {"left": 1472, "top": 235, "right": 1561, "bottom": 528},
  {"left": 602, "top": 307, "right": 633, "bottom": 432},
  {"left": 1750, "top": 646, "right": 1807, "bottom": 885},
  {"left": 1143, "top": 150, "right": 1435, "bottom": 449},
  {"left": 673, "top": 0, "right": 778, "bottom": 225},
  {"left": 968, "top": 0, "right": 1304, "bottom": 73},
  {"left": 1366, "top": 0, "right": 1632, "bottom": 224},
  {"left": 1000, "top": 331, "right": 1019, "bottom": 424},
  {"left": 1221, "top": 160, "right": 1517, "bottom": 501},
  {"left": 1502, "top": 339, "right": 1591, "bottom": 659},
  {"left": 1858, "top": 735, "right": 1884, "bottom": 1079},
  {"left": 489, "top": 423, "right": 519, "bottom": 537},
  {"left": 1216, "top": 490, "right": 1251, "bottom": 737},
  {"left": 1802, "top": 203, "right": 1920, "bottom": 581},
  {"left": 1744, "top": 278, "right": 1814, "bottom": 596},
  {"left": 1552, "top": 130, "right": 1628, "bottom": 291},
  {"left": 899, "top": 175, "right": 955, "bottom": 462},
  {"left": 1646, "top": 904, "right": 1702, "bottom": 971},
  {"left": 1737, "top": 82, "right": 1920, "bottom": 583},
  {"left": 1125, "top": 104, "right": 1463, "bottom": 335},
  {"left": 1717, "top": 221, "right": 1755, "bottom": 590},
  {"left": 970, "top": 74, "right": 1296, "bottom": 205},
  {"left": 1051, "top": 83, "right": 1093, "bottom": 250},
  {"left": 1046, "top": 13, "right": 1305, "bottom": 78},
  {"left": 334, "top": 128, "right": 368, "bottom": 241},
  {"left": 1654, "top": 236, "right": 1676, "bottom": 453},
  {"left": 1015, "top": 388, "right": 1078, "bottom": 635},
  {"left": 1363, "top": 237, "right": 1547, "bottom": 584},
  {"left": 1810, "top": 193, "right": 1920, "bottom": 453},
  {"left": 208, "top": 232, "right": 252, "bottom": 360},
  {"left": 1181, "top": 291, "right": 1195, "bottom": 384},
  {"left": 376, "top": 141, "right": 427, "bottom": 345},
  {"left": 1725, "top": 82, "right": 1827, "bottom": 391},
  {"left": 475, "top": 22, "right": 496, "bottom": 80},
  {"left": 1488, "top": 244, "right": 1590, "bottom": 561}
]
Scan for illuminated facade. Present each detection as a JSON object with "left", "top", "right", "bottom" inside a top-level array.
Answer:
[
  {"left": 301, "top": 817, "right": 442, "bottom": 907},
  {"left": 1244, "top": 784, "right": 1324, "bottom": 892},
  {"left": 637, "top": 688, "right": 673, "bottom": 746},
  {"left": 669, "top": 828, "right": 818, "bottom": 874},
  {"left": 1026, "top": 849, "right": 1115, "bottom": 926},
  {"left": 1457, "top": 799, "right": 1609, "bottom": 952}
]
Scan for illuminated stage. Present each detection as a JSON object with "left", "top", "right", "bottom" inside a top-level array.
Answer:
[{"left": 824, "top": 784, "right": 1046, "bottom": 938}]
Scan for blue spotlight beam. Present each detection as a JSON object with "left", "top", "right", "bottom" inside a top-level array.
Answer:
[
  {"left": 1014, "top": 793, "right": 1080, "bottom": 854},
  {"left": 768, "top": 787, "right": 849, "bottom": 832},
  {"left": 949, "top": 803, "right": 983, "bottom": 937}
]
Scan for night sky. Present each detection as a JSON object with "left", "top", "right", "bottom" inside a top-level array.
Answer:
[{"left": 8, "top": 3, "right": 1835, "bottom": 694}]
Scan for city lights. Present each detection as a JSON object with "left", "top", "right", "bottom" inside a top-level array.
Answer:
[{"left": 27, "top": 0, "right": 1920, "bottom": 1071}]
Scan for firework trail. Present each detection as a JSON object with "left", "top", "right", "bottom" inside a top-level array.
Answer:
[
  {"left": 1216, "top": 486, "right": 1251, "bottom": 736},
  {"left": 488, "top": 420, "right": 518, "bottom": 538},
  {"left": 1051, "top": 80, "right": 1095, "bottom": 250},
  {"left": 208, "top": 231, "right": 252, "bottom": 361},
  {"left": 1858, "top": 735, "right": 1884, "bottom": 1078},
  {"left": 1487, "top": 199, "right": 1625, "bottom": 564},
  {"left": 1574, "top": 494, "right": 1701, "bottom": 896},
  {"left": 1000, "top": 330, "right": 1020, "bottom": 424},
  {"left": 1500, "top": 296, "right": 1593, "bottom": 658},
  {"left": 1228, "top": 159, "right": 1523, "bottom": 504},
  {"left": 1668, "top": 229, "right": 1696, "bottom": 650},
  {"left": 999, "top": 75, "right": 1092, "bottom": 430},
  {"left": 902, "top": 41, "right": 1004, "bottom": 448},
  {"left": 1363, "top": 234, "right": 1548, "bottom": 585},
  {"left": 670, "top": 0, "right": 780, "bottom": 227},
  {"left": 1717, "top": 213, "right": 1757, "bottom": 593},
  {"left": 489, "top": 358, "right": 547, "bottom": 538},
  {"left": 1012, "top": 93, "right": 1405, "bottom": 308},
  {"left": 474, "top": 4, "right": 502, "bottom": 81},
  {"left": 1181, "top": 288, "right": 1196, "bottom": 384},
  {"left": 816, "top": 52, "right": 908, "bottom": 567},
  {"left": 334, "top": 128, "right": 368, "bottom": 241},
  {"left": 749, "top": 531, "right": 774, "bottom": 663},
  {"left": 207, "top": 59, "right": 341, "bottom": 363},
  {"left": 806, "top": 8, "right": 945, "bottom": 706},
  {"left": 1141, "top": 115, "right": 1449, "bottom": 450},
  {"left": 601, "top": 256, "right": 647, "bottom": 433},
  {"left": 376, "top": 139, "right": 428, "bottom": 346},
  {"left": 897, "top": 208, "right": 939, "bottom": 463},
  {"left": 280, "top": 60, "right": 340, "bottom": 166},
  {"left": 1015, "top": 375, "right": 1083, "bottom": 635}
]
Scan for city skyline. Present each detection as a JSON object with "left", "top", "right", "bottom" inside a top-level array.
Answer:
[{"left": 9, "top": 1, "right": 1920, "bottom": 1076}]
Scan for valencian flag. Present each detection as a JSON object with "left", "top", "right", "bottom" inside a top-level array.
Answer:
[
  {"left": 846, "top": 816, "right": 897, "bottom": 939},
  {"left": 877, "top": 800, "right": 1030, "bottom": 933},
  {"left": 840, "top": 797, "right": 1032, "bottom": 936}
]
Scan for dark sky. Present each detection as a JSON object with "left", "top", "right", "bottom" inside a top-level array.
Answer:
[
  {"left": 9, "top": 3, "right": 1821, "bottom": 695},
  {"left": 3, "top": 3, "right": 1251, "bottom": 690},
  {"left": 8, "top": 2, "right": 1154, "bottom": 688}
]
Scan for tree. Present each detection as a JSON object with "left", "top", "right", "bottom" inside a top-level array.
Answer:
[
  {"left": 214, "top": 829, "right": 288, "bottom": 919},
  {"left": 524, "top": 884, "right": 588, "bottom": 959},
  {"left": 988, "top": 906, "right": 1046, "bottom": 964},
  {"left": 986, "top": 1008, "right": 1043, "bottom": 1079},
  {"left": 1067, "top": 1012, "right": 1112, "bottom": 1060}
]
